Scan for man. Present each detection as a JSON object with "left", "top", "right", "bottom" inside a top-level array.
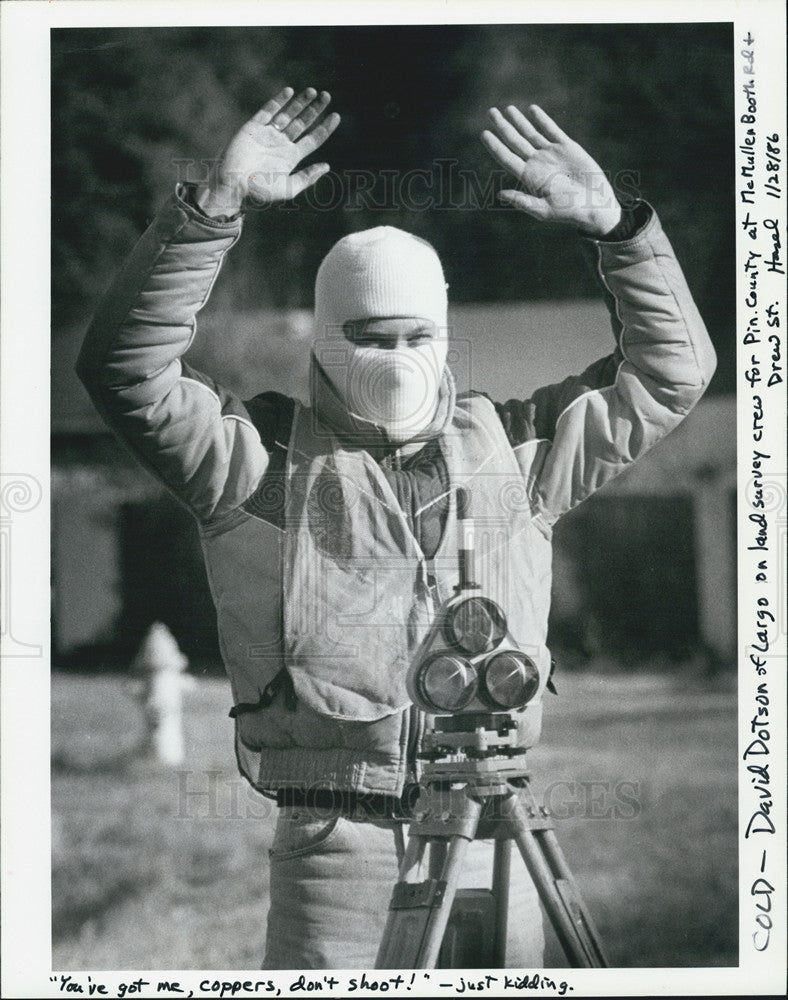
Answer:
[{"left": 78, "top": 86, "right": 716, "bottom": 969}]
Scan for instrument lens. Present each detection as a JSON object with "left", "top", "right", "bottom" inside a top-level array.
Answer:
[
  {"left": 418, "top": 654, "right": 477, "bottom": 712},
  {"left": 444, "top": 597, "right": 506, "bottom": 655},
  {"left": 481, "top": 651, "right": 540, "bottom": 710}
]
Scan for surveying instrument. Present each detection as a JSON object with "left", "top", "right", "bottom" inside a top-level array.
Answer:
[{"left": 375, "top": 488, "right": 608, "bottom": 970}]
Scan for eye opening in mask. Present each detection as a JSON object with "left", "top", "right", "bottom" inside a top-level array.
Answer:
[{"left": 342, "top": 317, "right": 439, "bottom": 349}]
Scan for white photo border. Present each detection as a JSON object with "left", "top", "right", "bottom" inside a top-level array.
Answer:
[{"left": 1, "top": 1, "right": 785, "bottom": 996}]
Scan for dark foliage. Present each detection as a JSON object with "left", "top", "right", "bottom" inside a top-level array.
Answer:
[{"left": 51, "top": 23, "right": 734, "bottom": 389}]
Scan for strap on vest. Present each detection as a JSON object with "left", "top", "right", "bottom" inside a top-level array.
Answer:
[
  {"left": 229, "top": 668, "right": 297, "bottom": 718},
  {"left": 424, "top": 557, "right": 438, "bottom": 593},
  {"left": 420, "top": 557, "right": 440, "bottom": 610}
]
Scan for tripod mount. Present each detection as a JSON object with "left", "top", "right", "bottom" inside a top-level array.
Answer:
[{"left": 375, "top": 712, "right": 608, "bottom": 969}]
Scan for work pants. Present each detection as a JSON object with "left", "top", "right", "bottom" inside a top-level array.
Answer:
[{"left": 262, "top": 806, "right": 545, "bottom": 969}]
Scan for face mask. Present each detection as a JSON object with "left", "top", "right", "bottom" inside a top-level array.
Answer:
[
  {"left": 328, "top": 336, "right": 448, "bottom": 443},
  {"left": 313, "top": 228, "right": 450, "bottom": 443}
]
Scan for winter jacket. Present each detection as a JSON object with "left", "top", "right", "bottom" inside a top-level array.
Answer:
[{"left": 77, "top": 186, "right": 716, "bottom": 796}]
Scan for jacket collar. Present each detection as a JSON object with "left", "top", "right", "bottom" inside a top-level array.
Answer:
[{"left": 308, "top": 351, "right": 456, "bottom": 459}]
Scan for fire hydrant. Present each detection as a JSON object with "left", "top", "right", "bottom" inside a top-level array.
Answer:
[{"left": 130, "top": 622, "right": 192, "bottom": 766}]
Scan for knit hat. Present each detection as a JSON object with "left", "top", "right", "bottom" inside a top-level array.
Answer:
[{"left": 314, "top": 226, "right": 448, "bottom": 337}]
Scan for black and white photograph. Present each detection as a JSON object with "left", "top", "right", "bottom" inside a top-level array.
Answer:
[{"left": 0, "top": 1, "right": 785, "bottom": 997}]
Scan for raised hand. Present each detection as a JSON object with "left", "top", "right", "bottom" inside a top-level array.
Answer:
[
  {"left": 197, "top": 86, "right": 340, "bottom": 216},
  {"left": 481, "top": 104, "right": 622, "bottom": 237}
]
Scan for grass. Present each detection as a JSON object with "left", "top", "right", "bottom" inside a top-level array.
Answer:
[{"left": 51, "top": 668, "right": 738, "bottom": 970}]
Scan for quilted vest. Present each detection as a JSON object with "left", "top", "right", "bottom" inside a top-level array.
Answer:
[
  {"left": 199, "top": 392, "right": 553, "bottom": 793},
  {"left": 283, "top": 392, "right": 553, "bottom": 718}
]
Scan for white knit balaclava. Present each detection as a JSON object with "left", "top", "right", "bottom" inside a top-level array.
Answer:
[{"left": 313, "top": 227, "right": 449, "bottom": 443}]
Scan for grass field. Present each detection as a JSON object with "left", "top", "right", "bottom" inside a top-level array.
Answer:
[{"left": 51, "top": 669, "right": 738, "bottom": 971}]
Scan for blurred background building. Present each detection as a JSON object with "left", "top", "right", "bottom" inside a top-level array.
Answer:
[{"left": 51, "top": 23, "right": 736, "bottom": 676}]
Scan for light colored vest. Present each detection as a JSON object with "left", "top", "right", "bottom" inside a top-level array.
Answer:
[
  {"left": 199, "top": 393, "right": 553, "bottom": 793},
  {"left": 284, "top": 392, "right": 553, "bottom": 718}
]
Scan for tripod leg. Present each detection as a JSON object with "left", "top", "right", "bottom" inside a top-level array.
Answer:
[
  {"left": 500, "top": 792, "right": 608, "bottom": 968},
  {"left": 536, "top": 828, "right": 608, "bottom": 967},
  {"left": 491, "top": 838, "right": 511, "bottom": 968},
  {"left": 394, "top": 823, "right": 407, "bottom": 866},
  {"left": 429, "top": 840, "right": 448, "bottom": 879},
  {"left": 389, "top": 827, "right": 429, "bottom": 887},
  {"left": 376, "top": 833, "right": 476, "bottom": 968},
  {"left": 375, "top": 795, "right": 483, "bottom": 969}
]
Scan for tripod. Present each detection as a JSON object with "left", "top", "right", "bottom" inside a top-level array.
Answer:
[{"left": 375, "top": 713, "right": 609, "bottom": 970}]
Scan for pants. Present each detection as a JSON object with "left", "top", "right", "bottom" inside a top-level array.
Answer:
[{"left": 262, "top": 806, "right": 545, "bottom": 969}]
